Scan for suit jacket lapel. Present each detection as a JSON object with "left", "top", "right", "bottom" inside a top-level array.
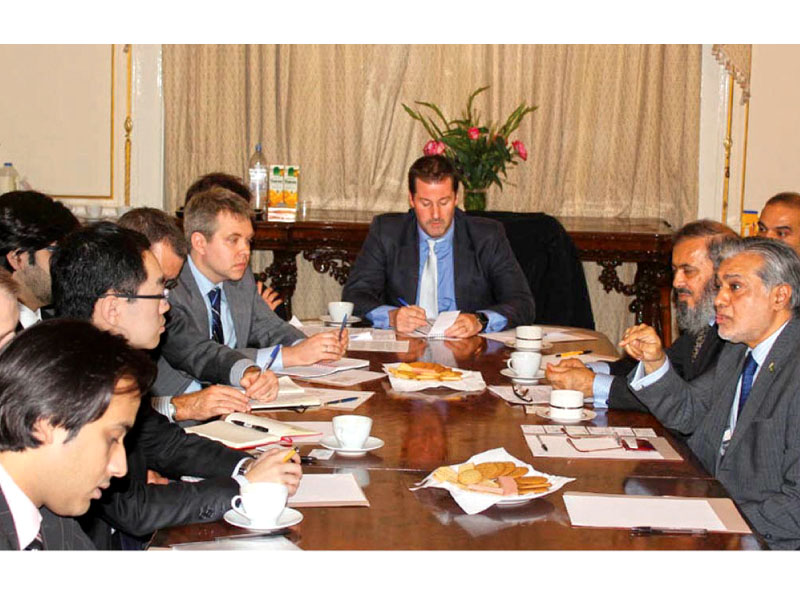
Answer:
[
  {"left": 689, "top": 324, "right": 720, "bottom": 379},
  {"left": 396, "top": 213, "right": 420, "bottom": 305},
  {"left": 725, "top": 318, "right": 799, "bottom": 458},
  {"left": 224, "top": 274, "right": 252, "bottom": 349},
  {"left": 452, "top": 210, "right": 476, "bottom": 307},
  {"left": 0, "top": 491, "right": 21, "bottom": 549},
  {"left": 707, "top": 343, "right": 746, "bottom": 472}
]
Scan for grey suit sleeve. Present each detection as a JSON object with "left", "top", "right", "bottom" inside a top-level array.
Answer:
[
  {"left": 160, "top": 300, "right": 253, "bottom": 387},
  {"left": 342, "top": 218, "right": 392, "bottom": 318},
  {"left": 626, "top": 364, "right": 716, "bottom": 435}
]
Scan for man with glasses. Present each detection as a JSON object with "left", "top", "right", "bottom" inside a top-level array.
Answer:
[
  {"left": 51, "top": 222, "right": 301, "bottom": 550},
  {"left": 118, "top": 207, "right": 252, "bottom": 422},
  {"left": 0, "top": 190, "right": 80, "bottom": 329}
]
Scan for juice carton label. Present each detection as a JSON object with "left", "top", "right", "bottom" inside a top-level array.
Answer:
[
  {"left": 269, "top": 165, "right": 285, "bottom": 206},
  {"left": 741, "top": 210, "right": 759, "bottom": 237},
  {"left": 284, "top": 165, "right": 299, "bottom": 208}
]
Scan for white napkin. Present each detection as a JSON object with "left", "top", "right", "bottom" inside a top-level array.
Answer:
[
  {"left": 383, "top": 362, "right": 486, "bottom": 392},
  {"left": 410, "top": 447, "right": 574, "bottom": 515}
]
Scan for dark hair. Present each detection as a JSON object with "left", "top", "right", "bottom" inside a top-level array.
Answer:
[
  {"left": 51, "top": 222, "right": 151, "bottom": 320},
  {"left": 0, "top": 319, "right": 155, "bottom": 450},
  {"left": 0, "top": 191, "right": 80, "bottom": 271},
  {"left": 764, "top": 191, "right": 800, "bottom": 211},
  {"left": 118, "top": 208, "right": 188, "bottom": 259},
  {"left": 408, "top": 155, "right": 460, "bottom": 195},
  {"left": 183, "top": 186, "right": 253, "bottom": 241},
  {"left": 673, "top": 219, "right": 738, "bottom": 247},
  {"left": 184, "top": 172, "right": 251, "bottom": 206}
]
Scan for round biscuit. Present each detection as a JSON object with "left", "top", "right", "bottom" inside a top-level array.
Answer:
[{"left": 457, "top": 468, "right": 483, "bottom": 485}]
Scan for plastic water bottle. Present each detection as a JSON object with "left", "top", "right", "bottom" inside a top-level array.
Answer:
[
  {"left": 247, "top": 144, "right": 268, "bottom": 212},
  {"left": 0, "top": 163, "right": 19, "bottom": 195}
]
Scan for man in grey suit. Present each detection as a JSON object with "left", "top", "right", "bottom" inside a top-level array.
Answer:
[
  {"left": 0, "top": 320, "right": 154, "bottom": 550},
  {"left": 623, "top": 236, "right": 800, "bottom": 549},
  {"left": 154, "top": 186, "right": 348, "bottom": 399}
]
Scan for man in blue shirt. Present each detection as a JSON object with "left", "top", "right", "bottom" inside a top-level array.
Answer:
[{"left": 342, "top": 156, "right": 535, "bottom": 337}]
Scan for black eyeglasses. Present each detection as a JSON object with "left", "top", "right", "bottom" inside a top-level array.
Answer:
[{"left": 100, "top": 288, "right": 170, "bottom": 301}]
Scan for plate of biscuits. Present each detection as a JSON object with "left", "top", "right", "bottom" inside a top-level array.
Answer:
[
  {"left": 412, "top": 447, "right": 575, "bottom": 515},
  {"left": 384, "top": 362, "right": 486, "bottom": 392}
]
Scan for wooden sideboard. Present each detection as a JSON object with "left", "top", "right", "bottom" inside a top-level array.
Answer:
[{"left": 245, "top": 210, "right": 674, "bottom": 343}]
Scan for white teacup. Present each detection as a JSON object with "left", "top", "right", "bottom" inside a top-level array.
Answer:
[
  {"left": 506, "top": 351, "right": 542, "bottom": 378},
  {"left": 549, "top": 389, "right": 585, "bottom": 421},
  {"left": 516, "top": 325, "right": 543, "bottom": 350},
  {"left": 328, "top": 301, "right": 354, "bottom": 322},
  {"left": 333, "top": 414, "right": 372, "bottom": 449},
  {"left": 230, "top": 481, "right": 288, "bottom": 527}
]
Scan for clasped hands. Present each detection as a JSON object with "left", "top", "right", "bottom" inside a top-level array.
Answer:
[
  {"left": 389, "top": 305, "right": 482, "bottom": 338},
  {"left": 546, "top": 323, "right": 666, "bottom": 392}
]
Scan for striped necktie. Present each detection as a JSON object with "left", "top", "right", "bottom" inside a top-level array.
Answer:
[
  {"left": 24, "top": 530, "right": 43, "bottom": 551},
  {"left": 208, "top": 287, "right": 224, "bottom": 344}
]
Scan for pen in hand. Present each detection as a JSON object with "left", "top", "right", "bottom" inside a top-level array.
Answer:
[
  {"left": 397, "top": 297, "right": 409, "bottom": 307},
  {"left": 282, "top": 447, "right": 298, "bottom": 463},
  {"left": 554, "top": 350, "right": 592, "bottom": 359},
  {"left": 338, "top": 313, "right": 347, "bottom": 342}
]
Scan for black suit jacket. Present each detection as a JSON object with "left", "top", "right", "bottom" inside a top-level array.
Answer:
[
  {"left": 342, "top": 209, "right": 535, "bottom": 328},
  {"left": 79, "top": 402, "right": 249, "bottom": 549},
  {"left": 1, "top": 488, "right": 95, "bottom": 550},
  {"left": 604, "top": 324, "right": 725, "bottom": 412}
]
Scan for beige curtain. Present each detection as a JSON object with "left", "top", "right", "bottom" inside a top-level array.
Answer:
[
  {"left": 163, "top": 45, "right": 701, "bottom": 340},
  {"left": 712, "top": 44, "right": 752, "bottom": 104}
]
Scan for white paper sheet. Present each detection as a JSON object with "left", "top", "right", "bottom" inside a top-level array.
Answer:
[
  {"left": 524, "top": 434, "right": 665, "bottom": 460},
  {"left": 273, "top": 357, "right": 370, "bottom": 379},
  {"left": 301, "top": 388, "right": 374, "bottom": 410},
  {"left": 410, "top": 310, "right": 460, "bottom": 339},
  {"left": 288, "top": 473, "right": 370, "bottom": 507},
  {"left": 348, "top": 339, "right": 410, "bottom": 353},
  {"left": 563, "top": 493, "right": 727, "bottom": 531},
  {"left": 299, "top": 369, "right": 386, "bottom": 387}
]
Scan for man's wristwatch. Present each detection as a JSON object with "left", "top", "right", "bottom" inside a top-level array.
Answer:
[{"left": 474, "top": 312, "right": 489, "bottom": 332}]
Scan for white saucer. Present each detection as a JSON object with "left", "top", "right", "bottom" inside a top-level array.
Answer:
[
  {"left": 320, "top": 435, "right": 384, "bottom": 457},
  {"left": 504, "top": 339, "right": 553, "bottom": 350},
  {"left": 223, "top": 507, "right": 303, "bottom": 532},
  {"left": 531, "top": 406, "right": 597, "bottom": 423},
  {"left": 500, "top": 367, "right": 545, "bottom": 384},
  {"left": 320, "top": 315, "right": 362, "bottom": 325}
]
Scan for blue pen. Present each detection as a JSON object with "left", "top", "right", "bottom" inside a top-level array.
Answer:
[
  {"left": 338, "top": 313, "right": 347, "bottom": 341},
  {"left": 265, "top": 344, "right": 281, "bottom": 371},
  {"left": 397, "top": 297, "right": 409, "bottom": 307}
]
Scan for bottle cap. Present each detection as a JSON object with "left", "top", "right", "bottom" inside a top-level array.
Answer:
[
  {"left": 3, "top": 163, "right": 11, "bottom": 167},
  {"left": 255, "top": 143, "right": 262, "bottom": 152}
]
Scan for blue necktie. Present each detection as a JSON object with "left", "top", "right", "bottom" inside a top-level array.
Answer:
[
  {"left": 208, "top": 287, "right": 224, "bottom": 344},
  {"left": 737, "top": 353, "right": 758, "bottom": 418}
]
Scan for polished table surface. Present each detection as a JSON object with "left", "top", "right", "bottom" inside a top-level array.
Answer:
[{"left": 151, "top": 327, "right": 763, "bottom": 550}]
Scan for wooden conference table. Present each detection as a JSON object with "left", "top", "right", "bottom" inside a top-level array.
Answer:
[{"left": 151, "top": 327, "right": 763, "bottom": 550}]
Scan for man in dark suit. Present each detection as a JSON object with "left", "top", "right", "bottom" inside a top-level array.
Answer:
[
  {"left": 757, "top": 191, "right": 800, "bottom": 255},
  {"left": 342, "top": 155, "right": 535, "bottom": 338},
  {"left": 547, "top": 220, "right": 738, "bottom": 412},
  {"left": 0, "top": 320, "right": 154, "bottom": 550},
  {"left": 624, "top": 237, "right": 800, "bottom": 549},
  {"left": 155, "top": 185, "right": 348, "bottom": 398},
  {"left": 51, "top": 223, "right": 302, "bottom": 549},
  {"left": 0, "top": 190, "right": 79, "bottom": 330}
]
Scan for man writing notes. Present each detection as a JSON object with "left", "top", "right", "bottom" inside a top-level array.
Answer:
[
  {"left": 51, "top": 223, "right": 301, "bottom": 549},
  {"left": 342, "top": 155, "right": 535, "bottom": 337},
  {"left": 624, "top": 237, "right": 800, "bottom": 549},
  {"left": 0, "top": 320, "right": 154, "bottom": 550},
  {"left": 154, "top": 186, "right": 347, "bottom": 398},
  {"left": 547, "top": 220, "right": 737, "bottom": 411}
]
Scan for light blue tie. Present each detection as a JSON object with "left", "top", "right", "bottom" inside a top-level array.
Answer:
[{"left": 418, "top": 239, "right": 438, "bottom": 318}]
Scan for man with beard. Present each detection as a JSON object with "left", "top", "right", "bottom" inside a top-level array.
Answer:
[
  {"left": 0, "top": 191, "right": 80, "bottom": 329},
  {"left": 547, "top": 220, "right": 738, "bottom": 411}
]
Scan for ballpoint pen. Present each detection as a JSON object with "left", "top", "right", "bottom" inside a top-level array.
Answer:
[
  {"left": 325, "top": 397, "right": 359, "bottom": 406},
  {"left": 230, "top": 420, "right": 270, "bottom": 433},
  {"left": 338, "top": 313, "right": 347, "bottom": 342},
  {"left": 397, "top": 297, "right": 410, "bottom": 307},
  {"left": 282, "top": 447, "right": 298, "bottom": 463},
  {"left": 535, "top": 434, "right": 549, "bottom": 452},
  {"left": 631, "top": 527, "right": 707, "bottom": 536},
  {"left": 554, "top": 350, "right": 592, "bottom": 359},
  {"left": 265, "top": 344, "right": 281, "bottom": 371}
]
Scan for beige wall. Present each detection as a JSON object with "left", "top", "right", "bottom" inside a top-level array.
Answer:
[{"left": 743, "top": 45, "right": 800, "bottom": 212}]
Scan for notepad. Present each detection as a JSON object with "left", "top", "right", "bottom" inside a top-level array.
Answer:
[
  {"left": 563, "top": 492, "right": 752, "bottom": 533},
  {"left": 249, "top": 376, "right": 324, "bottom": 410},
  {"left": 287, "top": 473, "right": 370, "bottom": 508},
  {"left": 273, "top": 357, "right": 370, "bottom": 379},
  {"left": 185, "top": 413, "right": 319, "bottom": 449},
  {"left": 411, "top": 310, "right": 460, "bottom": 339}
]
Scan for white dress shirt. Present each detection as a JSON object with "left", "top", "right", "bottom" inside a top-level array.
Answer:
[
  {"left": 17, "top": 303, "right": 41, "bottom": 329},
  {"left": 0, "top": 460, "right": 42, "bottom": 549}
]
